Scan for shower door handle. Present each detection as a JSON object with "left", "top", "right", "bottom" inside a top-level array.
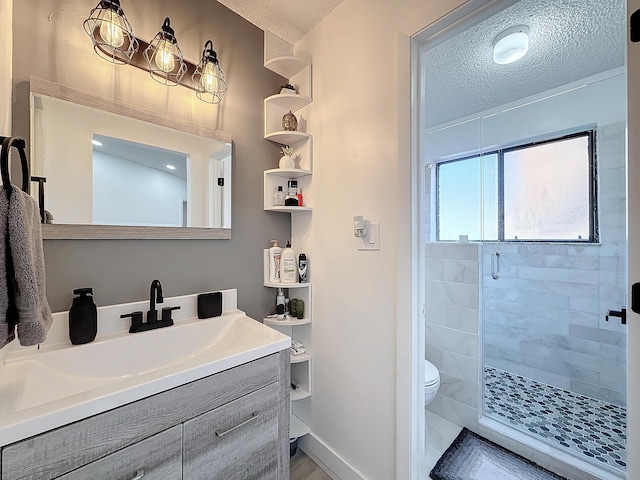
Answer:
[
  {"left": 606, "top": 308, "right": 626, "bottom": 325},
  {"left": 491, "top": 251, "right": 501, "bottom": 280}
]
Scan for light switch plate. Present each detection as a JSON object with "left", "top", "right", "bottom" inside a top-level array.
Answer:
[{"left": 358, "top": 222, "right": 380, "bottom": 251}]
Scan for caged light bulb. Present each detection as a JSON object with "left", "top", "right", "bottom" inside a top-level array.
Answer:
[
  {"left": 200, "top": 61, "right": 220, "bottom": 93},
  {"left": 154, "top": 39, "right": 175, "bottom": 73},
  {"left": 99, "top": 10, "right": 125, "bottom": 48}
]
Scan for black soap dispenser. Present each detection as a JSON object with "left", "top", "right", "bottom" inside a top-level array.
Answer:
[{"left": 69, "top": 288, "right": 97, "bottom": 345}]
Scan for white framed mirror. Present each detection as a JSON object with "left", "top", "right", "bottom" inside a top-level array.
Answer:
[{"left": 29, "top": 77, "right": 232, "bottom": 239}]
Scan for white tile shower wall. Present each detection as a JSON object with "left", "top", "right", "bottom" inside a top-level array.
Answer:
[
  {"left": 425, "top": 243, "right": 480, "bottom": 431},
  {"left": 483, "top": 121, "right": 627, "bottom": 406}
]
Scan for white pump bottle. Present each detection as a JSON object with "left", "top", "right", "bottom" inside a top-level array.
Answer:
[{"left": 279, "top": 241, "right": 296, "bottom": 284}]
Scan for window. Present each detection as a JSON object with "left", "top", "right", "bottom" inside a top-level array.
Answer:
[{"left": 436, "top": 131, "right": 597, "bottom": 242}]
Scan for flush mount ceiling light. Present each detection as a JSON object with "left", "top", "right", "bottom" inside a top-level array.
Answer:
[
  {"left": 493, "top": 25, "right": 530, "bottom": 65},
  {"left": 143, "top": 18, "right": 187, "bottom": 86},
  {"left": 83, "top": 0, "right": 138, "bottom": 64},
  {"left": 192, "top": 40, "right": 228, "bottom": 104},
  {"left": 83, "top": 3, "right": 227, "bottom": 104}
]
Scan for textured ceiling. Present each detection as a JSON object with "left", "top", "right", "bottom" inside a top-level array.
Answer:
[
  {"left": 424, "top": 0, "right": 626, "bottom": 127},
  {"left": 218, "top": 0, "right": 343, "bottom": 44}
]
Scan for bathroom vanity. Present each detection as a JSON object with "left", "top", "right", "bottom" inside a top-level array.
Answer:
[{"left": 0, "top": 290, "right": 291, "bottom": 479}]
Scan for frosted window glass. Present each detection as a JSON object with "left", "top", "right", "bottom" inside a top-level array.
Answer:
[
  {"left": 503, "top": 136, "right": 590, "bottom": 240},
  {"left": 437, "top": 154, "right": 498, "bottom": 241}
]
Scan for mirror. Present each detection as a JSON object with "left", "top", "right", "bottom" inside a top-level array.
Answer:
[{"left": 29, "top": 77, "right": 232, "bottom": 239}]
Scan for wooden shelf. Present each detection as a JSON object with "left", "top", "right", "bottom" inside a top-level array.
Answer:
[
  {"left": 264, "top": 168, "right": 311, "bottom": 179},
  {"left": 264, "top": 282, "right": 310, "bottom": 289},
  {"left": 263, "top": 36, "right": 313, "bottom": 441},
  {"left": 290, "top": 414, "right": 310, "bottom": 438},
  {"left": 290, "top": 352, "right": 311, "bottom": 364},
  {"left": 263, "top": 317, "right": 311, "bottom": 326},
  {"left": 264, "top": 169, "right": 312, "bottom": 211},
  {"left": 291, "top": 386, "right": 311, "bottom": 401},
  {"left": 265, "top": 131, "right": 311, "bottom": 145},
  {"left": 265, "top": 206, "right": 312, "bottom": 213},
  {"left": 265, "top": 94, "right": 312, "bottom": 112},
  {"left": 265, "top": 56, "right": 310, "bottom": 78}
]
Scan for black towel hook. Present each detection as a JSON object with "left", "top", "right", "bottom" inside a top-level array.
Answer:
[{"left": 0, "top": 136, "right": 30, "bottom": 199}]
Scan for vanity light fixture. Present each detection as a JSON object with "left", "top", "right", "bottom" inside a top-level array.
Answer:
[
  {"left": 493, "top": 25, "right": 530, "bottom": 65},
  {"left": 83, "top": 0, "right": 138, "bottom": 65},
  {"left": 83, "top": 2, "right": 227, "bottom": 103},
  {"left": 143, "top": 18, "right": 187, "bottom": 86},
  {"left": 192, "top": 40, "right": 228, "bottom": 104}
]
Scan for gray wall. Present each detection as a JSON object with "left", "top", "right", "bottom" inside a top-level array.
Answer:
[{"left": 12, "top": 0, "right": 290, "bottom": 319}]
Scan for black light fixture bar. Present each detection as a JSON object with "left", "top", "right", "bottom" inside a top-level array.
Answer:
[{"left": 84, "top": 1, "right": 227, "bottom": 102}]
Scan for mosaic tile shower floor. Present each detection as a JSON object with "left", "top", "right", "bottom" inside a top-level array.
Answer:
[{"left": 485, "top": 367, "right": 626, "bottom": 473}]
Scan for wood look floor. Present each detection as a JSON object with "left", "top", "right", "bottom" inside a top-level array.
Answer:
[{"left": 290, "top": 449, "right": 332, "bottom": 480}]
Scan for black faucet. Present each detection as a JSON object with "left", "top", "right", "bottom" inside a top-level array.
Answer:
[
  {"left": 121, "top": 279, "right": 180, "bottom": 333},
  {"left": 147, "top": 279, "right": 164, "bottom": 325}
]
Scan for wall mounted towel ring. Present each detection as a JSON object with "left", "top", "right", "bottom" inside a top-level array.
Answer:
[{"left": 0, "top": 136, "right": 30, "bottom": 199}]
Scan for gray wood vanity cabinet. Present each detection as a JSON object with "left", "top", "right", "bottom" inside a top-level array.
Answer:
[{"left": 0, "top": 351, "right": 290, "bottom": 480}]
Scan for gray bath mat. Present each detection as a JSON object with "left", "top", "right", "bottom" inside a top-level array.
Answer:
[{"left": 430, "top": 428, "right": 567, "bottom": 480}]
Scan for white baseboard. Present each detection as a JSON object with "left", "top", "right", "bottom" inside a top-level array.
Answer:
[{"left": 298, "top": 433, "right": 370, "bottom": 480}]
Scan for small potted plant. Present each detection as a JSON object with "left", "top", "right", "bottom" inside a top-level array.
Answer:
[
  {"left": 280, "top": 83, "right": 297, "bottom": 95},
  {"left": 279, "top": 145, "right": 295, "bottom": 169}
]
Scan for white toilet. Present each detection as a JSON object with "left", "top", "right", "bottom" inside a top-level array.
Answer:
[
  {"left": 424, "top": 359, "right": 440, "bottom": 405},
  {"left": 424, "top": 359, "right": 441, "bottom": 453}
]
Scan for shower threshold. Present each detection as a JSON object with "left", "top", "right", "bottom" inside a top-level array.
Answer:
[{"left": 484, "top": 367, "right": 626, "bottom": 475}]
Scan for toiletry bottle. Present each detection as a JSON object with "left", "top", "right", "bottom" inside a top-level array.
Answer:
[
  {"left": 285, "top": 180, "right": 299, "bottom": 206},
  {"left": 69, "top": 288, "right": 97, "bottom": 345},
  {"left": 297, "top": 187, "right": 303, "bottom": 207},
  {"left": 298, "top": 253, "right": 307, "bottom": 283},
  {"left": 269, "top": 240, "right": 282, "bottom": 283},
  {"left": 280, "top": 241, "right": 297, "bottom": 283},
  {"left": 276, "top": 288, "right": 285, "bottom": 319},
  {"left": 273, "top": 186, "right": 285, "bottom": 206}
]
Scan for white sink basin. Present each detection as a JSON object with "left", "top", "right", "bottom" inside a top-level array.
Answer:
[
  {"left": 37, "top": 313, "right": 270, "bottom": 379},
  {"left": 0, "top": 309, "right": 290, "bottom": 446}
]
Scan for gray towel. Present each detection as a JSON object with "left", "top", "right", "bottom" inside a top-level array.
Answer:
[
  {"left": 0, "top": 190, "right": 12, "bottom": 348},
  {"left": 0, "top": 186, "right": 52, "bottom": 348}
]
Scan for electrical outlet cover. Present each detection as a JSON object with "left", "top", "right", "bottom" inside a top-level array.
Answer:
[{"left": 357, "top": 222, "right": 380, "bottom": 251}]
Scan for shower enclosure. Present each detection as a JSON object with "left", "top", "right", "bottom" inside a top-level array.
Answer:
[
  {"left": 420, "top": 0, "right": 627, "bottom": 475},
  {"left": 478, "top": 74, "right": 627, "bottom": 477}
]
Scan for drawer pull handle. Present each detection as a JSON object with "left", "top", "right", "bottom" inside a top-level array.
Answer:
[
  {"left": 215, "top": 412, "right": 259, "bottom": 437},
  {"left": 130, "top": 469, "right": 145, "bottom": 480}
]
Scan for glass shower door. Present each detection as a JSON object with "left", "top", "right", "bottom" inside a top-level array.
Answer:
[{"left": 480, "top": 72, "right": 628, "bottom": 474}]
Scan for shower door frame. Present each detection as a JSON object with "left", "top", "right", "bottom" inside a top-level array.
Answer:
[{"left": 624, "top": 0, "right": 640, "bottom": 476}]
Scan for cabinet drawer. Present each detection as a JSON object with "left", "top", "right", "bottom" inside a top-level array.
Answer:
[
  {"left": 56, "top": 426, "right": 182, "bottom": 480},
  {"left": 183, "top": 383, "right": 279, "bottom": 480},
  {"left": 2, "top": 354, "right": 278, "bottom": 480}
]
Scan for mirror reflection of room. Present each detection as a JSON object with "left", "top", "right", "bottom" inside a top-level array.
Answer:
[{"left": 91, "top": 135, "right": 188, "bottom": 228}]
